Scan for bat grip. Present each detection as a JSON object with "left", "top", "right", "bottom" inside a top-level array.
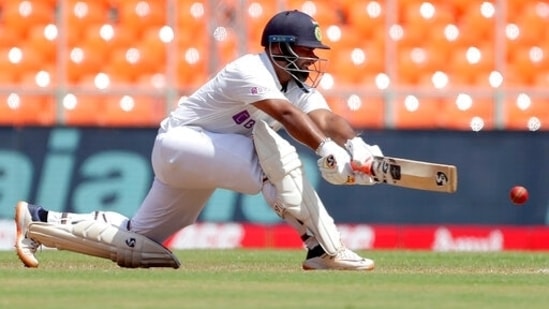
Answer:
[{"left": 351, "top": 160, "right": 373, "bottom": 175}]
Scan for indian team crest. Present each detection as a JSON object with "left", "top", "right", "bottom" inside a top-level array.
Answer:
[{"left": 313, "top": 23, "right": 322, "bottom": 42}]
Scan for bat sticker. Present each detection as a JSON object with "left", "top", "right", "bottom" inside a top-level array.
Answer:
[{"left": 435, "top": 171, "right": 449, "bottom": 186}]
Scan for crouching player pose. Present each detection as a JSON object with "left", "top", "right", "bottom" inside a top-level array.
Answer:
[{"left": 15, "top": 10, "right": 383, "bottom": 270}]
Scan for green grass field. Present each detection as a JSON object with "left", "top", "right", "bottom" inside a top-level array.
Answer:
[{"left": 2, "top": 249, "right": 549, "bottom": 309}]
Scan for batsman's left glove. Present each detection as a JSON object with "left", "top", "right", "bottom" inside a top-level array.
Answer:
[{"left": 344, "top": 136, "right": 384, "bottom": 185}]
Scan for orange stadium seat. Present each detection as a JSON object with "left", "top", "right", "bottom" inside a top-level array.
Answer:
[
  {"left": 2, "top": 0, "right": 55, "bottom": 38},
  {"left": 136, "top": 72, "right": 168, "bottom": 91},
  {"left": 444, "top": 0, "right": 473, "bottom": 18},
  {"left": 457, "top": 1, "right": 495, "bottom": 46},
  {"left": 397, "top": 45, "right": 447, "bottom": 85},
  {"left": 0, "top": 91, "right": 56, "bottom": 126},
  {"left": 119, "top": 41, "right": 166, "bottom": 80},
  {"left": 534, "top": 71, "right": 549, "bottom": 88},
  {"left": 140, "top": 26, "right": 172, "bottom": 68},
  {"left": 355, "top": 71, "right": 392, "bottom": 92},
  {"left": 286, "top": 0, "right": 341, "bottom": 25},
  {"left": 390, "top": 22, "right": 423, "bottom": 50},
  {"left": 326, "top": 94, "right": 385, "bottom": 129},
  {"left": 500, "top": 64, "right": 528, "bottom": 87},
  {"left": 176, "top": 30, "right": 207, "bottom": 57},
  {"left": 0, "top": 27, "right": 21, "bottom": 50},
  {"left": 211, "top": 27, "right": 238, "bottom": 67},
  {"left": 106, "top": 47, "right": 144, "bottom": 82},
  {"left": 345, "top": 0, "right": 386, "bottom": 39},
  {"left": 322, "top": 25, "right": 363, "bottom": 51},
  {"left": 117, "top": 0, "right": 167, "bottom": 38},
  {"left": 245, "top": 1, "right": 277, "bottom": 46},
  {"left": 415, "top": 71, "right": 444, "bottom": 89},
  {"left": 427, "top": 20, "right": 459, "bottom": 51},
  {"left": 400, "top": 1, "right": 455, "bottom": 32},
  {"left": 63, "top": 72, "right": 152, "bottom": 126},
  {"left": 513, "top": 2, "right": 548, "bottom": 44},
  {"left": 393, "top": 96, "right": 441, "bottom": 129},
  {"left": 83, "top": 24, "right": 138, "bottom": 60},
  {"left": 0, "top": 49, "right": 19, "bottom": 83},
  {"left": 20, "top": 68, "right": 57, "bottom": 89},
  {"left": 0, "top": 46, "right": 46, "bottom": 83},
  {"left": 506, "top": 22, "right": 545, "bottom": 57},
  {"left": 66, "top": 45, "right": 105, "bottom": 84},
  {"left": 504, "top": 0, "right": 524, "bottom": 22},
  {"left": 62, "top": 93, "right": 104, "bottom": 126},
  {"left": 329, "top": 48, "right": 365, "bottom": 85},
  {"left": 177, "top": 1, "right": 207, "bottom": 36},
  {"left": 469, "top": 70, "right": 504, "bottom": 89},
  {"left": 101, "top": 95, "right": 166, "bottom": 127},
  {"left": 393, "top": 1, "right": 453, "bottom": 47},
  {"left": 0, "top": 48, "right": 15, "bottom": 80},
  {"left": 63, "top": 0, "right": 112, "bottom": 41},
  {"left": 504, "top": 94, "right": 549, "bottom": 130},
  {"left": 60, "top": 0, "right": 110, "bottom": 47},
  {"left": 0, "top": 71, "right": 16, "bottom": 84},
  {"left": 449, "top": 44, "right": 495, "bottom": 85},
  {"left": 177, "top": 45, "right": 208, "bottom": 90},
  {"left": 508, "top": 45, "right": 549, "bottom": 86},
  {"left": 440, "top": 96, "right": 495, "bottom": 130},
  {"left": 26, "top": 24, "right": 57, "bottom": 65},
  {"left": 329, "top": 41, "right": 385, "bottom": 85},
  {"left": 17, "top": 46, "right": 46, "bottom": 79},
  {"left": 36, "top": 0, "right": 59, "bottom": 9}
]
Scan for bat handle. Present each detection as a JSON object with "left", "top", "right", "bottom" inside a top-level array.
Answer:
[{"left": 351, "top": 160, "right": 373, "bottom": 175}]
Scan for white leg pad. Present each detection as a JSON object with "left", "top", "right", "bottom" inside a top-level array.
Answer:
[
  {"left": 28, "top": 221, "right": 180, "bottom": 268},
  {"left": 254, "top": 120, "right": 343, "bottom": 255}
]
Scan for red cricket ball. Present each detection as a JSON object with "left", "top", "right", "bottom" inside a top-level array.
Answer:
[{"left": 509, "top": 186, "right": 528, "bottom": 205}]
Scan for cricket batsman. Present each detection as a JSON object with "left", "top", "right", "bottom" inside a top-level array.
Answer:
[{"left": 15, "top": 10, "right": 382, "bottom": 270}]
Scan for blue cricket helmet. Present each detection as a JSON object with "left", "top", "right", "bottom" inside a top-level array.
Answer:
[{"left": 261, "top": 10, "right": 330, "bottom": 50}]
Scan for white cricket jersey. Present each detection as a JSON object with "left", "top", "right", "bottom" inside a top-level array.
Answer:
[{"left": 163, "top": 52, "right": 330, "bottom": 136}]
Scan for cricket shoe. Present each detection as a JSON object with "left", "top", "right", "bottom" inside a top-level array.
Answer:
[
  {"left": 15, "top": 201, "right": 42, "bottom": 268},
  {"left": 302, "top": 246, "right": 375, "bottom": 271}
]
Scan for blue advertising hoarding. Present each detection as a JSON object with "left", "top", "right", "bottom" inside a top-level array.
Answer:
[{"left": 0, "top": 126, "right": 547, "bottom": 225}]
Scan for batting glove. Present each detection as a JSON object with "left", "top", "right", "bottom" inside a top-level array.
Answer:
[
  {"left": 344, "top": 137, "right": 384, "bottom": 185},
  {"left": 316, "top": 139, "right": 354, "bottom": 185}
]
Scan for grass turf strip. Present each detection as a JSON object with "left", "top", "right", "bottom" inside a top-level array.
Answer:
[{"left": 1, "top": 249, "right": 549, "bottom": 309}]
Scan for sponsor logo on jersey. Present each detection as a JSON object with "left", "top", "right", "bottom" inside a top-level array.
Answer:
[
  {"left": 250, "top": 86, "right": 269, "bottom": 95},
  {"left": 232, "top": 110, "right": 250, "bottom": 124}
]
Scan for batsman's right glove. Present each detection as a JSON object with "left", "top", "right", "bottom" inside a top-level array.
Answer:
[{"left": 315, "top": 138, "right": 354, "bottom": 185}]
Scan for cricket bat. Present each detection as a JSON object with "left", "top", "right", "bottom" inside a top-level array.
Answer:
[{"left": 352, "top": 156, "right": 458, "bottom": 193}]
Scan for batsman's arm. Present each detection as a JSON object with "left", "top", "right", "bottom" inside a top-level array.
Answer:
[
  {"left": 252, "top": 99, "right": 356, "bottom": 185},
  {"left": 307, "top": 108, "right": 357, "bottom": 146},
  {"left": 253, "top": 98, "right": 327, "bottom": 150}
]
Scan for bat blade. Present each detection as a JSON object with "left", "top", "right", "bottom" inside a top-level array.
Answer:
[{"left": 361, "top": 156, "right": 458, "bottom": 193}]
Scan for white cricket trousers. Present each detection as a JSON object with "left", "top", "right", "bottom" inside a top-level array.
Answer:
[{"left": 129, "top": 126, "right": 264, "bottom": 243}]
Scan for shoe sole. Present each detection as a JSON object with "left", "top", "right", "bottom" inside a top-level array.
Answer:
[
  {"left": 15, "top": 201, "right": 39, "bottom": 268},
  {"left": 302, "top": 262, "right": 375, "bottom": 271}
]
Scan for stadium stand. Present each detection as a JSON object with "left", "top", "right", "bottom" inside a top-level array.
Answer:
[
  {"left": 504, "top": 94, "right": 549, "bottom": 130},
  {"left": 0, "top": 0, "right": 548, "bottom": 130},
  {"left": 393, "top": 95, "right": 440, "bottom": 129}
]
